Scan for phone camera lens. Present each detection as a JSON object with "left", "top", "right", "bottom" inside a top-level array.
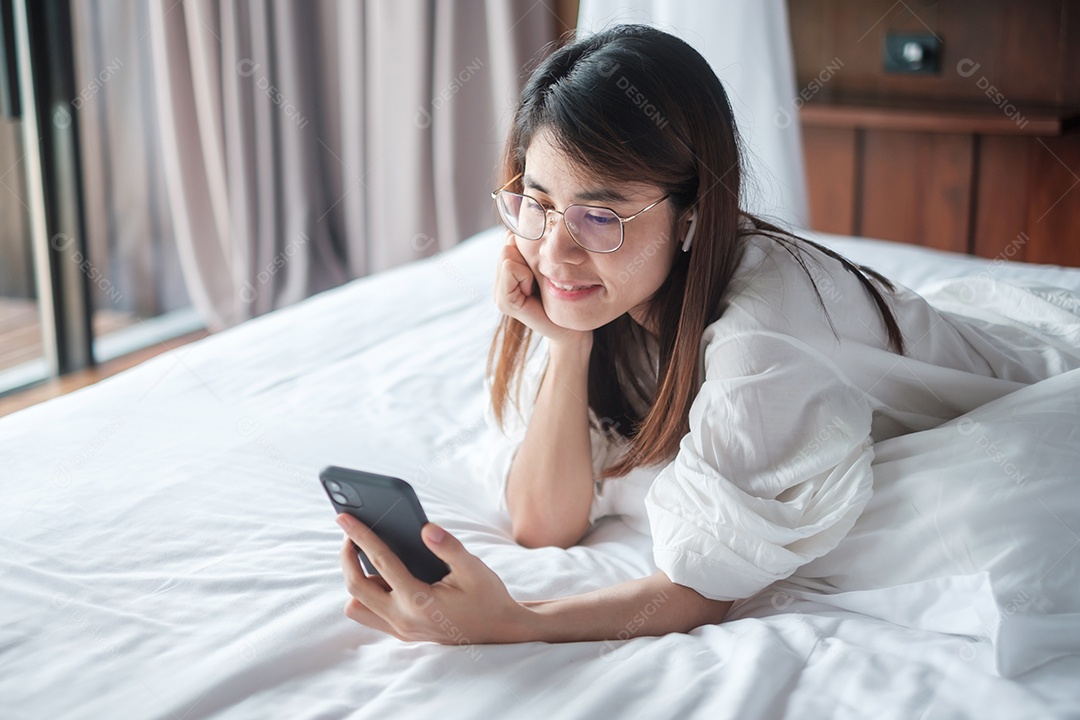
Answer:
[
  {"left": 331, "top": 491, "right": 349, "bottom": 505},
  {"left": 327, "top": 480, "right": 342, "bottom": 492}
]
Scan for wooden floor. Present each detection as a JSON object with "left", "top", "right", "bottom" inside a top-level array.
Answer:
[
  {"left": 0, "top": 296, "right": 210, "bottom": 417},
  {"left": 0, "top": 297, "right": 138, "bottom": 371}
]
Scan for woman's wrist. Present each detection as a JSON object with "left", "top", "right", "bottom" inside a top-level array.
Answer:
[
  {"left": 548, "top": 330, "right": 593, "bottom": 365},
  {"left": 510, "top": 599, "right": 562, "bottom": 643},
  {"left": 504, "top": 572, "right": 734, "bottom": 644},
  {"left": 508, "top": 601, "right": 540, "bottom": 643}
]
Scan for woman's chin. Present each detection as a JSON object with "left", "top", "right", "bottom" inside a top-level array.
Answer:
[
  {"left": 547, "top": 311, "right": 607, "bottom": 333},
  {"left": 541, "top": 288, "right": 615, "bottom": 333}
]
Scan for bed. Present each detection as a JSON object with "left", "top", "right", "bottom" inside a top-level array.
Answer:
[{"left": 3, "top": 225, "right": 1079, "bottom": 719}]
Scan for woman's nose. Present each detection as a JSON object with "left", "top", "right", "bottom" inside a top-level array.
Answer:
[{"left": 539, "top": 211, "right": 585, "bottom": 263}]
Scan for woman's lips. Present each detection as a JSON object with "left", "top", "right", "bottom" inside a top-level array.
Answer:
[{"left": 544, "top": 276, "right": 601, "bottom": 299}]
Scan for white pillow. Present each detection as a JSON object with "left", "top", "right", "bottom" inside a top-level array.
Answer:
[{"left": 787, "top": 366, "right": 1080, "bottom": 677}]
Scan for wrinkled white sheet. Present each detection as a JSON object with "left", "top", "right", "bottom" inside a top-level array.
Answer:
[{"left": 2, "top": 226, "right": 1079, "bottom": 719}]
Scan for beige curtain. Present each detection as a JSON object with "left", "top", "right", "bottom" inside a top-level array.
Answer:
[
  {"left": 73, "top": 1, "right": 190, "bottom": 319},
  {"left": 149, "top": 1, "right": 554, "bottom": 330}
]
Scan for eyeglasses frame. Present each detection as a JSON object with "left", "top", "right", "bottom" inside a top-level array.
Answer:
[{"left": 491, "top": 172, "right": 671, "bottom": 254}]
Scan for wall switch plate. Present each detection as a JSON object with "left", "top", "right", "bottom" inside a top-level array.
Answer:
[{"left": 883, "top": 33, "right": 941, "bottom": 74}]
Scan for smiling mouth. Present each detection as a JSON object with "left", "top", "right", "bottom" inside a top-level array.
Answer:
[
  {"left": 542, "top": 276, "right": 601, "bottom": 300},
  {"left": 550, "top": 280, "right": 595, "bottom": 291}
]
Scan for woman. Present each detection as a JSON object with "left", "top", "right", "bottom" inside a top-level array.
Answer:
[{"left": 335, "top": 25, "right": 1071, "bottom": 643}]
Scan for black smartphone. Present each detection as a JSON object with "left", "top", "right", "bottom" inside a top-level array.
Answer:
[{"left": 320, "top": 465, "right": 449, "bottom": 584}]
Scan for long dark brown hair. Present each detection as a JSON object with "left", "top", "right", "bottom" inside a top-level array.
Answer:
[{"left": 487, "top": 25, "right": 903, "bottom": 479}]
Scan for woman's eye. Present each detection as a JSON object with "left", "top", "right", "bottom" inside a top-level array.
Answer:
[{"left": 584, "top": 211, "right": 616, "bottom": 225}]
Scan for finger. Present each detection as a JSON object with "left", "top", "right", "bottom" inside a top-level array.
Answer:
[
  {"left": 420, "top": 523, "right": 478, "bottom": 578},
  {"left": 344, "top": 598, "right": 405, "bottom": 640},
  {"left": 340, "top": 538, "right": 392, "bottom": 590},
  {"left": 340, "top": 537, "right": 393, "bottom": 615},
  {"left": 500, "top": 258, "right": 537, "bottom": 306},
  {"left": 496, "top": 259, "right": 530, "bottom": 312},
  {"left": 497, "top": 248, "right": 530, "bottom": 279},
  {"left": 519, "top": 272, "right": 536, "bottom": 299},
  {"left": 419, "top": 524, "right": 512, "bottom": 604},
  {"left": 504, "top": 240, "right": 528, "bottom": 267},
  {"left": 421, "top": 523, "right": 458, "bottom": 567},
  {"left": 337, "top": 514, "right": 422, "bottom": 594},
  {"left": 511, "top": 263, "right": 534, "bottom": 297}
]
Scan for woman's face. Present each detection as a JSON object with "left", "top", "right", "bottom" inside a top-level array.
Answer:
[{"left": 515, "top": 131, "right": 682, "bottom": 334}]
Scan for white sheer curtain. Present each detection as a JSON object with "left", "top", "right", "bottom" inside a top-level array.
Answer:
[
  {"left": 577, "top": 0, "right": 809, "bottom": 229},
  {"left": 148, "top": 1, "right": 555, "bottom": 330}
]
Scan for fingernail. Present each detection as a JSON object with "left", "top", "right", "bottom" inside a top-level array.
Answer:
[
  {"left": 427, "top": 524, "right": 445, "bottom": 544},
  {"left": 336, "top": 515, "right": 351, "bottom": 530}
]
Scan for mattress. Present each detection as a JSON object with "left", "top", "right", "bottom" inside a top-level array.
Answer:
[{"left": 2, "top": 225, "right": 1079, "bottom": 719}]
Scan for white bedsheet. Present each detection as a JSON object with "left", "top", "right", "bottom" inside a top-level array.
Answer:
[{"left": 2, "top": 226, "right": 1079, "bottom": 719}]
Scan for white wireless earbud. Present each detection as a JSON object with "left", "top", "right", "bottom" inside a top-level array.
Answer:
[{"left": 681, "top": 211, "right": 698, "bottom": 252}]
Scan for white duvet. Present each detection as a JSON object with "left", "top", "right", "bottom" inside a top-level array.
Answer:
[{"left": 2, "top": 227, "right": 1079, "bottom": 719}]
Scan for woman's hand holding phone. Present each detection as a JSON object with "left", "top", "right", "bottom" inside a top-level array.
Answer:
[
  {"left": 324, "top": 466, "right": 530, "bottom": 643},
  {"left": 337, "top": 513, "right": 530, "bottom": 644}
]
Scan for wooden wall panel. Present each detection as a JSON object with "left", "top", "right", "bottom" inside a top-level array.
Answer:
[
  {"left": 802, "top": 126, "right": 857, "bottom": 235},
  {"left": 789, "top": 0, "right": 1075, "bottom": 106},
  {"left": 860, "top": 130, "right": 973, "bottom": 253},
  {"left": 993, "top": 1, "right": 1062, "bottom": 105},
  {"left": 792, "top": 0, "right": 1080, "bottom": 266},
  {"left": 972, "top": 135, "right": 1033, "bottom": 262},
  {"left": 1025, "top": 135, "right": 1080, "bottom": 267},
  {"left": 1063, "top": 5, "right": 1080, "bottom": 107},
  {"left": 973, "top": 134, "right": 1080, "bottom": 267}
]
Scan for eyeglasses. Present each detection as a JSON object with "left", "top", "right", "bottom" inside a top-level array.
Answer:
[{"left": 491, "top": 172, "right": 670, "bottom": 253}]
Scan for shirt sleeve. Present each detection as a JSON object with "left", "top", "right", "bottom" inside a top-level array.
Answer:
[
  {"left": 482, "top": 340, "right": 621, "bottom": 525},
  {"left": 644, "top": 331, "right": 876, "bottom": 601}
]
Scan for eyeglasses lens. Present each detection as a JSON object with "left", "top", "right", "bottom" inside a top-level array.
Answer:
[
  {"left": 496, "top": 192, "right": 622, "bottom": 251},
  {"left": 564, "top": 205, "right": 621, "bottom": 252}
]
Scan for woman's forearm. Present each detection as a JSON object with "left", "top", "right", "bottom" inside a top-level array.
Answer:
[
  {"left": 506, "top": 335, "right": 595, "bottom": 548},
  {"left": 512, "top": 571, "right": 732, "bottom": 643}
]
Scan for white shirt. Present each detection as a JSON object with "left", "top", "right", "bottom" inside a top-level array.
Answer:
[{"left": 486, "top": 232, "right": 1080, "bottom": 601}]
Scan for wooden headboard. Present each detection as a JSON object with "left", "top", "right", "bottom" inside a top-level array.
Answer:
[{"left": 789, "top": 0, "right": 1080, "bottom": 267}]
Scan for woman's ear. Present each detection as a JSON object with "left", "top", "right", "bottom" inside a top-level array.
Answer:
[{"left": 681, "top": 211, "right": 698, "bottom": 252}]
